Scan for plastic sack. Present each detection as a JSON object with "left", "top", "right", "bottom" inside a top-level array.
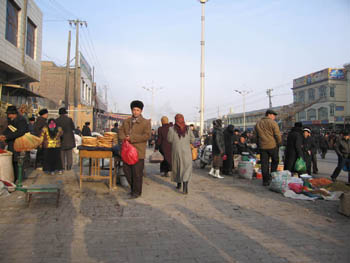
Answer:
[
  {"left": 294, "top": 157, "right": 306, "bottom": 173},
  {"left": 14, "top": 132, "right": 43, "bottom": 152},
  {"left": 121, "top": 140, "right": 139, "bottom": 165},
  {"left": 269, "top": 170, "right": 292, "bottom": 193},
  {"left": 149, "top": 151, "right": 164, "bottom": 163},
  {"left": 343, "top": 159, "right": 350, "bottom": 172},
  {"left": 238, "top": 161, "right": 254, "bottom": 180},
  {"left": 0, "top": 150, "right": 14, "bottom": 183}
]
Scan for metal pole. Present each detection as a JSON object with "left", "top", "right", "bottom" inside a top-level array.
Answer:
[
  {"left": 199, "top": 1, "right": 207, "bottom": 137},
  {"left": 243, "top": 94, "right": 246, "bottom": 130},
  {"left": 65, "top": 30, "right": 71, "bottom": 108},
  {"left": 74, "top": 21, "right": 79, "bottom": 125}
]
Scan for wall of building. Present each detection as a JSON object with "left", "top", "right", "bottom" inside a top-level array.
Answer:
[{"left": 0, "top": 0, "right": 42, "bottom": 82}]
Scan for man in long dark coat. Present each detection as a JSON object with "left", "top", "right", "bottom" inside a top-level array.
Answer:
[
  {"left": 56, "top": 108, "right": 76, "bottom": 170},
  {"left": 0, "top": 106, "right": 28, "bottom": 182},
  {"left": 284, "top": 122, "right": 303, "bottom": 174},
  {"left": 82, "top": 122, "right": 92, "bottom": 136},
  {"left": 319, "top": 133, "right": 329, "bottom": 159},
  {"left": 210, "top": 119, "right": 225, "bottom": 179},
  {"left": 222, "top": 124, "right": 235, "bottom": 175},
  {"left": 155, "top": 116, "right": 173, "bottom": 177}
]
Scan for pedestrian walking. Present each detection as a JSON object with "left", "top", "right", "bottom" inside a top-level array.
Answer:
[
  {"left": 149, "top": 129, "right": 156, "bottom": 148},
  {"left": 319, "top": 133, "right": 329, "bottom": 159},
  {"left": 302, "top": 127, "right": 312, "bottom": 175},
  {"left": 310, "top": 130, "right": 319, "bottom": 174},
  {"left": 56, "top": 107, "right": 76, "bottom": 170},
  {"left": 284, "top": 122, "right": 303, "bottom": 174},
  {"left": 119, "top": 100, "right": 151, "bottom": 198},
  {"left": 254, "top": 109, "right": 282, "bottom": 186},
  {"left": 155, "top": 116, "right": 173, "bottom": 177},
  {"left": 82, "top": 122, "right": 92, "bottom": 136},
  {"left": 331, "top": 131, "right": 350, "bottom": 183},
  {"left": 33, "top": 108, "right": 48, "bottom": 169},
  {"left": 0, "top": 106, "right": 28, "bottom": 182},
  {"left": 209, "top": 119, "right": 225, "bottom": 179},
  {"left": 167, "top": 114, "right": 195, "bottom": 194},
  {"left": 40, "top": 119, "right": 63, "bottom": 175},
  {"left": 190, "top": 124, "right": 199, "bottom": 138},
  {"left": 222, "top": 124, "right": 235, "bottom": 175}
]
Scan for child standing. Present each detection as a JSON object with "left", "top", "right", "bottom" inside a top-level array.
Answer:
[{"left": 40, "top": 119, "right": 63, "bottom": 175}]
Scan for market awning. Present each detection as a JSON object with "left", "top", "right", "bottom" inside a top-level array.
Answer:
[{"left": 1, "top": 84, "right": 43, "bottom": 98}]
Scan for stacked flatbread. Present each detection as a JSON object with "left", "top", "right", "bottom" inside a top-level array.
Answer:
[
  {"left": 97, "top": 132, "right": 117, "bottom": 148},
  {"left": 82, "top": 136, "right": 97, "bottom": 147}
]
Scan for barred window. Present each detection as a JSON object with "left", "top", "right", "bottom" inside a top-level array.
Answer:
[{"left": 308, "top": 88, "right": 315, "bottom": 101}]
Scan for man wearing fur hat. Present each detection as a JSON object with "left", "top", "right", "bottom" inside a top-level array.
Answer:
[
  {"left": 56, "top": 107, "right": 76, "bottom": 170},
  {"left": 0, "top": 106, "right": 28, "bottom": 181},
  {"left": 119, "top": 100, "right": 151, "bottom": 198}
]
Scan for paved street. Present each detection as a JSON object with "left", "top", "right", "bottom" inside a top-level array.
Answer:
[{"left": 0, "top": 150, "right": 349, "bottom": 263}]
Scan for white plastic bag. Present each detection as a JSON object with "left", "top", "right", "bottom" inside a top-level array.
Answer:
[
  {"left": 238, "top": 161, "right": 254, "bottom": 180},
  {"left": 0, "top": 151, "right": 14, "bottom": 183},
  {"left": 269, "top": 170, "right": 292, "bottom": 193}
]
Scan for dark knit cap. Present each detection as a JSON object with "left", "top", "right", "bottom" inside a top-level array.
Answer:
[
  {"left": 85, "top": 122, "right": 90, "bottom": 125},
  {"left": 29, "top": 117, "right": 35, "bottom": 121},
  {"left": 59, "top": 107, "right": 68, "bottom": 115},
  {"left": 6, "top": 106, "right": 18, "bottom": 114},
  {"left": 39, "top": 108, "right": 48, "bottom": 116},
  {"left": 130, "top": 100, "right": 144, "bottom": 110},
  {"left": 294, "top": 122, "right": 303, "bottom": 128}
]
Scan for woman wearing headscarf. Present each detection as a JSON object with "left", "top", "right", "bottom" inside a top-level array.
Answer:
[
  {"left": 167, "top": 114, "right": 195, "bottom": 194},
  {"left": 155, "top": 116, "right": 173, "bottom": 177},
  {"left": 40, "top": 119, "right": 64, "bottom": 175}
]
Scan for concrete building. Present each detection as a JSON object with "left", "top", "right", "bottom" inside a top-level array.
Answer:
[
  {"left": 0, "top": 0, "right": 42, "bottom": 85},
  {"left": 31, "top": 54, "right": 95, "bottom": 128},
  {"left": 292, "top": 67, "right": 348, "bottom": 130}
]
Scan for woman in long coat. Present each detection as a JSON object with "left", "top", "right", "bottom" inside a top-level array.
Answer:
[
  {"left": 155, "top": 116, "right": 173, "bottom": 177},
  {"left": 167, "top": 114, "right": 195, "bottom": 194}
]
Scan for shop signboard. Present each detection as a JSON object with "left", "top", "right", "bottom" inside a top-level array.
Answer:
[
  {"left": 329, "top": 68, "right": 345, "bottom": 80},
  {"left": 80, "top": 52, "right": 92, "bottom": 80},
  {"left": 336, "top": 106, "right": 344, "bottom": 111},
  {"left": 293, "top": 68, "right": 329, "bottom": 88},
  {"left": 335, "top": 116, "right": 344, "bottom": 122}
]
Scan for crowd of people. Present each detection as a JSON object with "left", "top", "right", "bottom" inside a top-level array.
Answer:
[{"left": 1, "top": 101, "right": 349, "bottom": 199}]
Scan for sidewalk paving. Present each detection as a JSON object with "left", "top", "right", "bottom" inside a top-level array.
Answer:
[{"left": 0, "top": 151, "right": 349, "bottom": 263}]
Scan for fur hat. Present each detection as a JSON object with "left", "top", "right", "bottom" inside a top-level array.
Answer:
[
  {"left": 58, "top": 107, "right": 68, "bottom": 115},
  {"left": 85, "top": 122, "right": 90, "bottom": 125},
  {"left": 130, "top": 100, "right": 144, "bottom": 110},
  {"left": 39, "top": 108, "right": 48, "bottom": 116},
  {"left": 6, "top": 106, "right": 18, "bottom": 114}
]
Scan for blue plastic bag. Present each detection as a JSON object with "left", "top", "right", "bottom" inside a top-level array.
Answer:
[{"left": 343, "top": 159, "right": 350, "bottom": 172}]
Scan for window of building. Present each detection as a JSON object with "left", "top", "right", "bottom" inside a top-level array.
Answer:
[
  {"left": 293, "top": 92, "right": 297, "bottom": 103},
  {"left": 330, "top": 104, "right": 335, "bottom": 117},
  {"left": 318, "top": 107, "right": 328, "bottom": 120},
  {"left": 308, "top": 88, "right": 315, "bottom": 101},
  {"left": 26, "top": 19, "right": 36, "bottom": 58},
  {"left": 298, "top": 90, "right": 305, "bottom": 103},
  {"left": 330, "top": 86, "right": 335, "bottom": 97},
  {"left": 307, "top": 109, "right": 316, "bottom": 121},
  {"left": 319, "top": 85, "right": 327, "bottom": 98},
  {"left": 298, "top": 111, "right": 306, "bottom": 121},
  {"left": 5, "top": 0, "right": 20, "bottom": 46}
]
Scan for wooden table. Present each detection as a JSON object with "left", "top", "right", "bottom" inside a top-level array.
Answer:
[{"left": 79, "top": 150, "right": 114, "bottom": 190}]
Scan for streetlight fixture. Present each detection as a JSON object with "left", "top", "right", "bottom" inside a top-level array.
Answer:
[
  {"left": 199, "top": 0, "right": 208, "bottom": 137},
  {"left": 234, "top": 89, "right": 252, "bottom": 131}
]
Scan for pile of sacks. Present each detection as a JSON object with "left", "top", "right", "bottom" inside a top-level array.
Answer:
[{"left": 269, "top": 171, "right": 342, "bottom": 201}]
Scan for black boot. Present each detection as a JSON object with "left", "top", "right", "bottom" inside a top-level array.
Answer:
[
  {"left": 183, "top": 182, "right": 188, "bottom": 194},
  {"left": 176, "top": 183, "right": 181, "bottom": 189}
]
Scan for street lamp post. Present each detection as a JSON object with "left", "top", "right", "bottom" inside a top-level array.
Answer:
[
  {"left": 199, "top": 0, "right": 208, "bottom": 137},
  {"left": 234, "top": 89, "right": 251, "bottom": 131}
]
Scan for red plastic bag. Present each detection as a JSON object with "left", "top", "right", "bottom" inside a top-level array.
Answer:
[
  {"left": 288, "top": 183, "right": 303, "bottom": 194},
  {"left": 121, "top": 140, "right": 139, "bottom": 165}
]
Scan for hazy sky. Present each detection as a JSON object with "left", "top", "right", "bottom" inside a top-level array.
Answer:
[{"left": 36, "top": 0, "right": 350, "bottom": 122}]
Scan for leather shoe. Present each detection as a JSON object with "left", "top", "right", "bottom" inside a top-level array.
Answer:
[{"left": 129, "top": 194, "right": 140, "bottom": 199}]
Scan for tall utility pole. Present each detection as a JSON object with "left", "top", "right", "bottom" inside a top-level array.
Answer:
[
  {"left": 266, "top": 88, "right": 273, "bottom": 109},
  {"left": 142, "top": 85, "right": 163, "bottom": 126},
  {"left": 69, "top": 19, "right": 87, "bottom": 124},
  {"left": 234, "top": 89, "right": 252, "bottom": 131},
  {"left": 64, "top": 30, "right": 71, "bottom": 108},
  {"left": 199, "top": 0, "right": 208, "bottom": 137}
]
